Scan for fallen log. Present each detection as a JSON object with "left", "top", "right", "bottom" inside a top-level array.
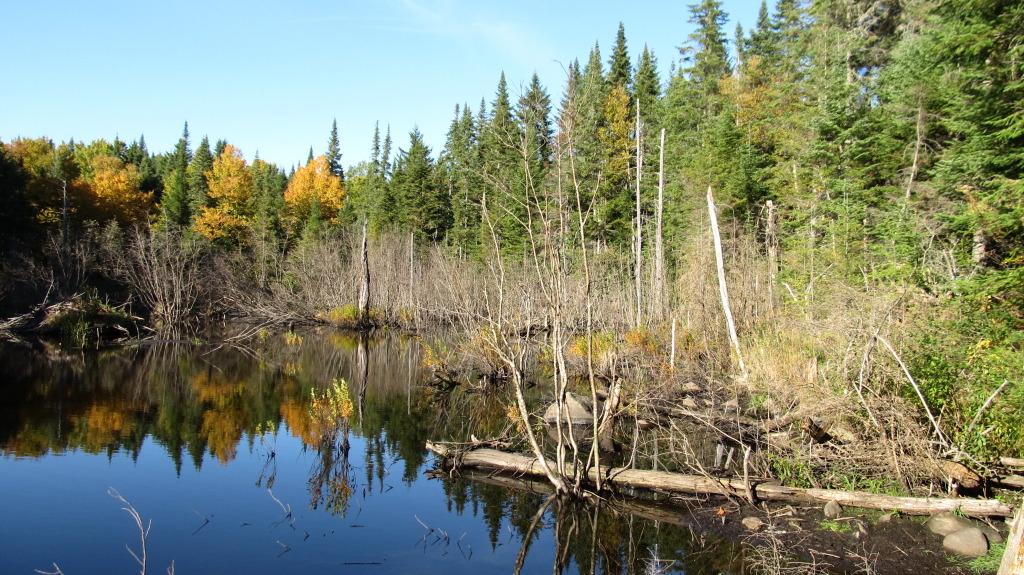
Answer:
[
  {"left": 999, "top": 503, "right": 1024, "bottom": 575},
  {"left": 426, "top": 442, "right": 1013, "bottom": 519},
  {"left": 995, "top": 475, "right": 1024, "bottom": 490}
]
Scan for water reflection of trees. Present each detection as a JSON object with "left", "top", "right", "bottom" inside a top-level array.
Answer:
[
  {"left": 2, "top": 334, "right": 751, "bottom": 573},
  {"left": 439, "top": 473, "right": 742, "bottom": 574},
  {"left": 0, "top": 331, "right": 437, "bottom": 465}
]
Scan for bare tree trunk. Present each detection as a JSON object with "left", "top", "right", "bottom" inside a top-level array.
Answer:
[
  {"left": 358, "top": 220, "right": 370, "bottom": 322},
  {"left": 707, "top": 186, "right": 746, "bottom": 377},
  {"left": 654, "top": 128, "right": 666, "bottom": 323},
  {"left": 905, "top": 103, "right": 925, "bottom": 203},
  {"left": 765, "top": 200, "right": 778, "bottom": 315},
  {"left": 634, "top": 104, "right": 643, "bottom": 329}
]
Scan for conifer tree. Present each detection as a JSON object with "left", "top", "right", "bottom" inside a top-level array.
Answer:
[
  {"left": 681, "top": 0, "right": 731, "bottom": 119},
  {"left": 442, "top": 103, "right": 483, "bottom": 255},
  {"left": 608, "top": 23, "right": 632, "bottom": 90},
  {"left": 326, "top": 119, "right": 344, "bottom": 182},
  {"left": 187, "top": 136, "right": 213, "bottom": 220},
  {"left": 634, "top": 44, "right": 662, "bottom": 127},
  {"left": 391, "top": 128, "right": 449, "bottom": 242},
  {"left": 481, "top": 73, "right": 527, "bottom": 253},
  {"left": 517, "top": 74, "right": 553, "bottom": 170},
  {"left": 160, "top": 123, "right": 192, "bottom": 228},
  {"left": 125, "top": 135, "right": 161, "bottom": 194}
]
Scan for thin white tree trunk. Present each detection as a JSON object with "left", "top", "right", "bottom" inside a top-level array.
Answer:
[
  {"left": 654, "top": 128, "right": 666, "bottom": 322},
  {"left": 707, "top": 186, "right": 746, "bottom": 377}
]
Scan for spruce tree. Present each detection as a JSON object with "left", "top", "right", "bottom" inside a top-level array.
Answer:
[
  {"left": 160, "top": 123, "right": 192, "bottom": 229},
  {"left": 517, "top": 74, "right": 553, "bottom": 169},
  {"left": 326, "top": 119, "right": 344, "bottom": 182},
  {"left": 391, "top": 128, "right": 449, "bottom": 242},
  {"left": 682, "top": 0, "right": 731, "bottom": 119},
  {"left": 634, "top": 44, "right": 662, "bottom": 126},
  {"left": 187, "top": 136, "right": 213, "bottom": 221},
  {"left": 479, "top": 73, "right": 529, "bottom": 253},
  {"left": 608, "top": 23, "right": 632, "bottom": 90}
]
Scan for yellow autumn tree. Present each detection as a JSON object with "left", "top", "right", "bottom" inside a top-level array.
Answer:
[
  {"left": 600, "top": 85, "right": 634, "bottom": 185},
  {"left": 89, "top": 155, "right": 152, "bottom": 224},
  {"left": 194, "top": 144, "right": 254, "bottom": 244},
  {"left": 285, "top": 155, "right": 344, "bottom": 223}
]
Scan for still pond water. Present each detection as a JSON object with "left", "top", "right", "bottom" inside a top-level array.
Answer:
[{"left": 0, "top": 329, "right": 741, "bottom": 574}]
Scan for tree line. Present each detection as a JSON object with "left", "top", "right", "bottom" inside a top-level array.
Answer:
[{"left": 1, "top": 0, "right": 1021, "bottom": 456}]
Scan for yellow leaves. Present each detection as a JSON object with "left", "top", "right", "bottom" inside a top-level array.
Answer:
[
  {"left": 306, "top": 379, "right": 354, "bottom": 446},
  {"left": 600, "top": 85, "right": 634, "bottom": 181},
  {"left": 193, "top": 207, "right": 249, "bottom": 243},
  {"left": 195, "top": 144, "right": 255, "bottom": 243},
  {"left": 90, "top": 156, "right": 152, "bottom": 224},
  {"left": 285, "top": 155, "right": 345, "bottom": 222},
  {"left": 206, "top": 144, "right": 254, "bottom": 206}
]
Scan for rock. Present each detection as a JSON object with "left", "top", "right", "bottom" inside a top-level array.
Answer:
[
  {"left": 823, "top": 500, "right": 843, "bottom": 519},
  {"left": 942, "top": 527, "right": 989, "bottom": 557},
  {"left": 722, "top": 398, "right": 740, "bottom": 413},
  {"left": 978, "top": 523, "right": 1003, "bottom": 544},
  {"left": 679, "top": 381, "right": 702, "bottom": 393},
  {"left": 742, "top": 516, "right": 765, "bottom": 531},
  {"left": 926, "top": 511, "right": 975, "bottom": 536},
  {"left": 542, "top": 392, "right": 592, "bottom": 424},
  {"left": 681, "top": 397, "right": 699, "bottom": 409}
]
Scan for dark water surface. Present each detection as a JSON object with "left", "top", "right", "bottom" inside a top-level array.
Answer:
[{"left": 0, "top": 330, "right": 739, "bottom": 574}]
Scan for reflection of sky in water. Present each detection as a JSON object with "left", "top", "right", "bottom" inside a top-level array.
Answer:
[
  {"left": 2, "top": 428, "right": 559, "bottom": 574},
  {"left": 0, "top": 335, "right": 717, "bottom": 574}
]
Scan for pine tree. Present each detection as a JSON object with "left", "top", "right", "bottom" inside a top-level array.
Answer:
[
  {"left": 634, "top": 44, "right": 662, "bottom": 127},
  {"left": 743, "top": 0, "right": 778, "bottom": 69},
  {"left": 160, "top": 123, "right": 192, "bottom": 228},
  {"left": 187, "top": 136, "right": 213, "bottom": 220},
  {"left": 481, "top": 73, "right": 527, "bottom": 253},
  {"left": 125, "top": 135, "right": 161, "bottom": 194},
  {"left": 608, "top": 23, "right": 632, "bottom": 90},
  {"left": 326, "top": 119, "right": 344, "bottom": 182},
  {"left": 391, "top": 128, "right": 449, "bottom": 242},
  {"left": 517, "top": 74, "right": 553, "bottom": 170},
  {"left": 441, "top": 103, "right": 483, "bottom": 256},
  {"left": 681, "top": 0, "right": 731, "bottom": 119}
]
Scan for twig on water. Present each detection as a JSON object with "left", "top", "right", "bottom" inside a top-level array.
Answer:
[
  {"left": 275, "top": 540, "right": 291, "bottom": 557},
  {"left": 191, "top": 509, "right": 211, "bottom": 535}
]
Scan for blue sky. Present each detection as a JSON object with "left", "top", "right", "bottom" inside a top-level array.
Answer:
[{"left": 3, "top": 0, "right": 763, "bottom": 171}]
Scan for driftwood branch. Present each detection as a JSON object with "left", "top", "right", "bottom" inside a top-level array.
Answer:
[{"left": 426, "top": 443, "right": 1013, "bottom": 519}]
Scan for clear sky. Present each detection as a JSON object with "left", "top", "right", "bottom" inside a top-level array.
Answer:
[{"left": 3, "top": 0, "right": 763, "bottom": 172}]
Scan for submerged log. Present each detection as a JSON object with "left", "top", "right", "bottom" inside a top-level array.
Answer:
[{"left": 426, "top": 442, "right": 1013, "bottom": 519}]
